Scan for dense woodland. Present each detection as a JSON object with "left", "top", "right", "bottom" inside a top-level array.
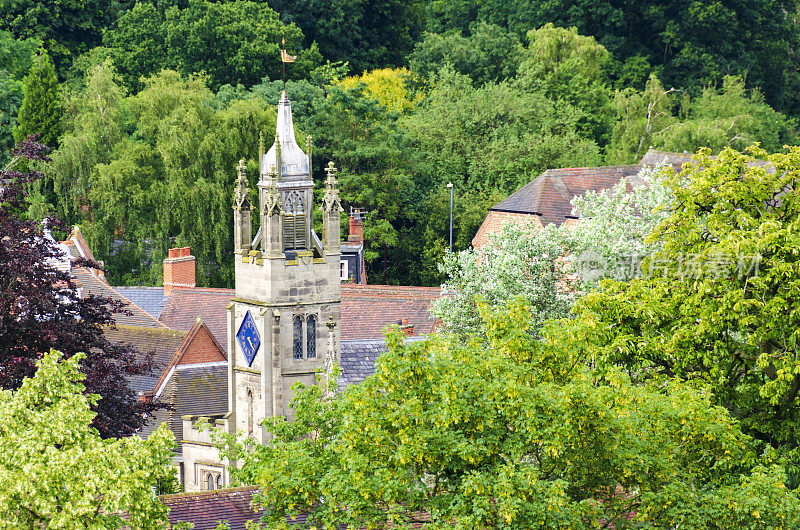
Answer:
[{"left": 2, "top": 0, "right": 800, "bottom": 287}]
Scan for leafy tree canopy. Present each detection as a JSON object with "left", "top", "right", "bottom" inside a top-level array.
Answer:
[
  {"left": 576, "top": 145, "right": 800, "bottom": 484},
  {"left": 0, "top": 349, "right": 175, "bottom": 528},
  {"left": 218, "top": 305, "right": 800, "bottom": 528},
  {"left": 104, "top": 0, "right": 321, "bottom": 92},
  {"left": 13, "top": 49, "right": 61, "bottom": 149}
]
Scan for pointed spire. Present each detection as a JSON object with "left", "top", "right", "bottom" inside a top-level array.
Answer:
[{"left": 262, "top": 91, "right": 309, "bottom": 180}]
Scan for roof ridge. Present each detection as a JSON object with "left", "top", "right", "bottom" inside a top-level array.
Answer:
[
  {"left": 160, "top": 485, "right": 258, "bottom": 501},
  {"left": 110, "top": 324, "right": 186, "bottom": 335}
]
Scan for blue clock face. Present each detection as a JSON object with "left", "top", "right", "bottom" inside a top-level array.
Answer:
[{"left": 236, "top": 310, "right": 260, "bottom": 367}]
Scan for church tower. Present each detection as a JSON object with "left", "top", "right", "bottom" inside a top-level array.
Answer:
[{"left": 227, "top": 91, "right": 342, "bottom": 441}]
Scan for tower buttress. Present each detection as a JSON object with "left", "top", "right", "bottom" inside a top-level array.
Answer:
[{"left": 323, "top": 161, "right": 343, "bottom": 254}]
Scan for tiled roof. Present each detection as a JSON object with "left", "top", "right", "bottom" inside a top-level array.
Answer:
[
  {"left": 161, "top": 486, "right": 266, "bottom": 529},
  {"left": 491, "top": 165, "right": 643, "bottom": 225},
  {"left": 638, "top": 149, "right": 694, "bottom": 166},
  {"left": 103, "top": 326, "right": 188, "bottom": 393},
  {"left": 160, "top": 288, "right": 233, "bottom": 353},
  {"left": 340, "top": 340, "right": 387, "bottom": 388},
  {"left": 73, "top": 267, "right": 164, "bottom": 328},
  {"left": 159, "top": 284, "right": 441, "bottom": 350},
  {"left": 340, "top": 284, "right": 440, "bottom": 341},
  {"left": 113, "top": 286, "right": 168, "bottom": 319}
]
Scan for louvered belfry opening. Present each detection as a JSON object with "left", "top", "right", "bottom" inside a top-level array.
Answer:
[{"left": 282, "top": 190, "right": 307, "bottom": 250}]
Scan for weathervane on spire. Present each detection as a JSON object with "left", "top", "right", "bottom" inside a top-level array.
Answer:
[{"left": 280, "top": 37, "right": 296, "bottom": 91}]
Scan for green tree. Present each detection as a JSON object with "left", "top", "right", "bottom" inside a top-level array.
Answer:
[
  {"left": 217, "top": 305, "right": 800, "bottom": 528},
  {"left": 13, "top": 49, "right": 61, "bottom": 148},
  {"left": 0, "top": 349, "right": 174, "bottom": 527},
  {"left": 608, "top": 74, "right": 797, "bottom": 164},
  {"left": 104, "top": 0, "right": 320, "bottom": 92},
  {"left": 403, "top": 68, "right": 600, "bottom": 195},
  {"left": 408, "top": 22, "right": 523, "bottom": 86},
  {"left": 576, "top": 145, "right": 800, "bottom": 484},
  {"left": 270, "top": 0, "right": 426, "bottom": 74}
]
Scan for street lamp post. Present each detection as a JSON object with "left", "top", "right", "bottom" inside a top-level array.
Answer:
[{"left": 446, "top": 182, "right": 454, "bottom": 253}]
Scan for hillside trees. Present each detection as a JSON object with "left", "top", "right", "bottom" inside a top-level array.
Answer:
[
  {"left": 218, "top": 307, "right": 800, "bottom": 528},
  {"left": 0, "top": 350, "right": 174, "bottom": 527},
  {"left": 13, "top": 49, "right": 61, "bottom": 149},
  {"left": 51, "top": 61, "right": 279, "bottom": 286},
  {"left": 104, "top": 0, "right": 320, "bottom": 92}
]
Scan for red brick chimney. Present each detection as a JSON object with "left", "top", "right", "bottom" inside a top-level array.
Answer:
[
  {"left": 398, "top": 318, "right": 414, "bottom": 336},
  {"left": 348, "top": 212, "right": 363, "bottom": 243},
  {"left": 163, "top": 246, "right": 195, "bottom": 296}
]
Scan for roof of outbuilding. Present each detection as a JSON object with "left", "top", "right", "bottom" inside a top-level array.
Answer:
[
  {"left": 160, "top": 486, "right": 266, "bottom": 529},
  {"left": 162, "top": 364, "right": 229, "bottom": 445}
]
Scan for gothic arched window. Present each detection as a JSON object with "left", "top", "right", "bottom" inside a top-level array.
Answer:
[
  {"left": 293, "top": 316, "right": 303, "bottom": 359},
  {"left": 306, "top": 315, "right": 316, "bottom": 359}
]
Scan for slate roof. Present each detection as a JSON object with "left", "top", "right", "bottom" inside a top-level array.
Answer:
[
  {"left": 154, "top": 364, "right": 229, "bottom": 445},
  {"left": 72, "top": 267, "right": 164, "bottom": 328},
  {"left": 113, "top": 286, "right": 168, "bottom": 319},
  {"left": 491, "top": 165, "right": 643, "bottom": 225},
  {"left": 161, "top": 486, "right": 266, "bottom": 529},
  {"left": 103, "top": 325, "right": 188, "bottom": 394},
  {"left": 487, "top": 149, "right": 690, "bottom": 227},
  {"left": 340, "top": 340, "right": 387, "bottom": 388}
]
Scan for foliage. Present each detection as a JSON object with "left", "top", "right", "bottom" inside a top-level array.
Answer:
[
  {"left": 0, "top": 349, "right": 174, "bottom": 528},
  {"left": 270, "top": 0, "right": 426, "bottom": 74},
  {"left": 608, "top": 74, "right": 797, "bottom": 163},
  {"left": 408, "top": 22, "right": 523, "bottom": 86},
  {"left": 403, "top": 68, "right": 601, "bottom": 195},
  {"left": 13, "top": 49, "right": 61, "bottom": 149},
  {"left": 425, "top": 0, "right": 800, "bottom": 117},
  {"left": 516, "top": 24, "right": 613, "bottom": 147},
  {"left": 339, "top": 67, "right": 418, "bottom": 114},
  {"left": 433, "top": 222, "right": 577, "bottom": 336},
  {"left": 50, "top": 62, "right": 277, "bottom": 287},
  {"left": 1, "top": 135, "right": 157, "bottom": 437},
  {"left": 0, "top": 0, "right": 132, "bottom": 74},
  {"left": 104, "top": 0, "right": 320, "bottom": 92},
  {"left": 218, "top": 306, "right": 800, "bottom": 528},
  {"left": 576, "top": 145, "right": 800, "bottom": 484}
]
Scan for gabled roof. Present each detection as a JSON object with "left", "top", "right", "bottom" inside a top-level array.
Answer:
[
  {"left": 72, "top": 267, "right": 164, "bottom": 328},
  {"left": 104, "top": 326, "right": 189, "bottom": 394},
  {"left": 159, "top": 288, "right": 234, "bottom": 353},
  {"left": 160, "top": 486, "right": 266, "bottom": 529}
]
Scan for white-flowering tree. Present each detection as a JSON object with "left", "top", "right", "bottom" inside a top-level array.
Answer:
[
  {"left": 0, "top": 349, "right": 175, "bottom": 528},
  {"left": 432, "top": 163, "right": 676, "bottom": 334}
]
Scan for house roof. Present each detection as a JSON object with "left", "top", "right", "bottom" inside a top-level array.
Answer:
[
  {"left": 73, "top": 267, "right": 165, "bottom": 328},
  {"left": 487, "top": 149, "right": 689, "bottom": 227},
  {"left": 160, "top": 486, "right": 266, "bottom": 529},
  {"left": 113, "top": 286, "right": 169, "bottom": 319},
  {"left": 340, "top": 284, "right": 440, "bottom": 341},
  {"left": 157, "top": 284, "right": 441, "bottom": 351},
  {"left": 340, "top": 339, "right": 387, "bottom": 388},
  {"left": 103, "top": 325, "right": 189, "bottom": 394},
  {"left": 491, "top": 165, "right": 643, "bottom": 225}
]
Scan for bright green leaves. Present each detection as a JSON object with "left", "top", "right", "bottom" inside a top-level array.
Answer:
[
  {"left": 220, "top": 303, "right": 800, "bottom": 528},
  {"left": 0, "top": 350, "right": 175, "bottom": 528}
]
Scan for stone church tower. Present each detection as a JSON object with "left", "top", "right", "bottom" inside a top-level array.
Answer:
[
  {"left": 228, "top": 90, "right": 342, "bottom": 440},
  {"left": 181, "top": 91, "right": 342, "bottom": 489}
]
